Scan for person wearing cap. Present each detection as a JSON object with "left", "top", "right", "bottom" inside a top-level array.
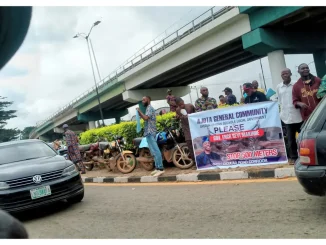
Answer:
[
  {"left": 223, "top": 87, "right": 237, "bottom": 105},
  {"left": 243, "top": 83, "right": 268, "bottom": 104},
  {"left": 194, "top": 87, "right": 217, "bottom": 112},
  {"left": 252, "top": 80, "right": 266, "bottom": 94},
  {"left": 63, "top": 124, "right": 86, "bottom": 174},
  {"left": 195, "top": 136, "right": 221, "bottom": 168},
  {"left": 166, "top": 89, "right": 177, "bottom": 112}
]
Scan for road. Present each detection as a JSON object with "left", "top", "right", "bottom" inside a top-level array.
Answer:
[{"left": 17, "top": 178, "right": 326, "bottom": 239}]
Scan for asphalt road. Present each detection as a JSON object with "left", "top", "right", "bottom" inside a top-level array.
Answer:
[{"left": 16, "top": 179, "right": 326, "bottom": 239}]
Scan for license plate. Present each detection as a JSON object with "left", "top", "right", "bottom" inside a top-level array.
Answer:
[{"left": 30, "top": 186, "right": 51, "bottom": 200}]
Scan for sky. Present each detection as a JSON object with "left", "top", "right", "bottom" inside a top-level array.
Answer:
[{"left": 0, "top": 6, "right": 317, "bottom": 129}]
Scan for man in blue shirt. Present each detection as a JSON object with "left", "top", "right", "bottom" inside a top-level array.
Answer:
[{"left": 136, "top": 96, "right": 164, "bottom": 176}]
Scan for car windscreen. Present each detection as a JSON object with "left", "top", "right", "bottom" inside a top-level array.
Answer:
[{"left": 0, "top": 141, "right": 57, "bottom": 165}]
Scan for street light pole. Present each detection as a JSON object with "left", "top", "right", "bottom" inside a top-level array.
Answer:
[
  {"left": 89, "top": 38, "right": 102, "bottom": 82},
  {"left": 73, "top": 21, "right": 105, "bottom": 127},
  {"left": 85, "top": 37, "right": 105, "bottom": 127}
]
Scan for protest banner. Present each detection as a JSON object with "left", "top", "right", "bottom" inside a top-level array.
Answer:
[{"left": 188, "top": 101, "right": 287, "bottom": 170}]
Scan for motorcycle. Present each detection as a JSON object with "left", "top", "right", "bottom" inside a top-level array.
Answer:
[
  {"left": 79, "top": 134, "right": 137, "bottom": 174},
  {"left": 132, "top": 119, "right": 194, "bottom": 170}
]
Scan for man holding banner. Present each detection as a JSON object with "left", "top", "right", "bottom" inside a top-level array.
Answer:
[{"left": 243, "top": 83, "right": 268, "bottom": 104}]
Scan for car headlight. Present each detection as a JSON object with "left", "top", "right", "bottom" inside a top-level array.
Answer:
[
  {"left": 62, "top": 164, "right": 78, "bottom": 176},
  {"left": 0, "top": 182, "right": 10, "bottom": 190}
]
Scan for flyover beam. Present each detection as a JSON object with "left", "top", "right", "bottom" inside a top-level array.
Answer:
[
  {"left": 122, "top": 86, "right": 191, "bottom": 104},
  {"left": 77, "top": 109, "right": 129, "bottom": 122},
  {"left": 242, "top": 28, "right": 326, "bottom": 56}
]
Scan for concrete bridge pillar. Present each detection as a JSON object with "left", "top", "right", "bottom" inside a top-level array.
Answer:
[
  {"left": 88, "top": 121, "right": 96, "bottom": 129},
  {"left": 115, "top": 117, "right": 121, "bottom": 124},
  {"left": 267, "top": 50, "right": 286, "bottom": 91}
]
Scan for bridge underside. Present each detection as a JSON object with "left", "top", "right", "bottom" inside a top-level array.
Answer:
[{"left": 133, "top": 39, "right": 261, "bottom": 89}]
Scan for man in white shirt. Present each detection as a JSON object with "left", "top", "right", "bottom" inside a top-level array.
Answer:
[{"left": 276, "top": 68, "right": 303, "bottom": 164}]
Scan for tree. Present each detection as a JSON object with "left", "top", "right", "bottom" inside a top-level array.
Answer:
[
  {"left": 0, "top": 96, "right": 20, "bottom": 143},
  {"left": 21, "top": 126, "right": 36, "bottom": 139}
]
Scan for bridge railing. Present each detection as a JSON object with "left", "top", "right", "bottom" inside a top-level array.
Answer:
[{"left": 30, "top": 6, "right": 235, "bottom": 138}]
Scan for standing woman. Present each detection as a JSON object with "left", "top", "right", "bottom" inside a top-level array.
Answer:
[{"left": 63, "top": 124, "right": 86, "bottom": 174}]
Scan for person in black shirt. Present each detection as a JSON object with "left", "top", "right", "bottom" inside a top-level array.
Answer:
[
  {"left": 243, "top": 83, "right": 268, "bottom": 104},
  {"left": 222, "top": 87, "right": 237, "bottom": 105}
]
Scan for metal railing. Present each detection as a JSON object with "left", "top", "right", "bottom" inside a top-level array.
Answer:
[{"left": 30, "top": 6, "right": 235, "bottom": 138}]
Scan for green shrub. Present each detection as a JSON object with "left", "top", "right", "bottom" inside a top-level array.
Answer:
[{"left": 79, "top": 112, "right": 176, "bottom": 149}]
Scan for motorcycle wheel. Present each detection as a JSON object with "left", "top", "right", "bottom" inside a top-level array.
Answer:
[
  {"left": 172, "top": 143, "right": 194, "bottom": 169},
  {"left": 82, "top": 153, "right": 94, "bottom": 171},
  {"left": 116, "top": 153, "right": 137, "bottom": 174},
  {"left": 139, "top": 148, "right": 155, "bottom": 171},
  {"left": 85, "top": 164, "right": 94, "bottom": 171}
]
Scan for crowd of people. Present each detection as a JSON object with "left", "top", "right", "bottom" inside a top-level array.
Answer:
[
  {"left": 144, "top": 62, "right": 324, "bottom": 171},
  {"left": 57, "top": 63, "right": 324, "bottom": 176}
]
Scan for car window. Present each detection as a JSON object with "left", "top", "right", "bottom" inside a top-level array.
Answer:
[
  {"left": 304, "top": 97, "right": 326, "bottom": 130},
  {"left": 0, "top": 142, "right": 57, "bottom": 165}
]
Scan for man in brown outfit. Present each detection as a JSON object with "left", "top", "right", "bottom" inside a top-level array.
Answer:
[
  {"left": 175, "top": 97, "right": 195, "bottom": 161},
  {"left": 292, "top": 63, "right": 322, "bottom": 121}
]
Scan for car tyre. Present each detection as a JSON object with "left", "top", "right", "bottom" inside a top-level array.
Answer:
[{"left": 67, "top": 190, "right": 84, "bottom": 204}]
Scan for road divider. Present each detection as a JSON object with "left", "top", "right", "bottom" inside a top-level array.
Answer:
[{"left": 82, "top": 167, "right": 295, "bottom": 184}]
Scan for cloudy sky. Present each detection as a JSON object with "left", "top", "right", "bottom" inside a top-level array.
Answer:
[{"left": 1, "top": 6, "right": 317, "bottom": 129}]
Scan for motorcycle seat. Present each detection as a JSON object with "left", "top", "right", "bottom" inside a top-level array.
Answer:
[
  {"left": 79, "top": 144, "right": 91, "bottom": 151},
  {"left": 99, "top": 142, "right": 109, "bottom": 150},
  {"left": 133, "top": 137, "right": 143, "bottom": 147}
]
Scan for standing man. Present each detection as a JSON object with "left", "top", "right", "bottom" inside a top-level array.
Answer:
[
  {"left": 175, "top": 97, "right": 195, "bottom": 162},
  {"left": 243, "top": 83, "right": 268, "bottom": 104},
  {"left": 276, "top": 68, "right": 303, "bottom": 164},
  {"left": 252, "top": 80, "right": 266, "bottom": 94},
  {"left": 223, "top": 87, "right": 237, "bottom": 105},
  {"left": 166, "top": 89, "right": 177, "bottom": 112},
  {"left": 194, "top": 87, "right": 217, "bottom": 112},
  {"left": 136, "top": 96, "right": 164, "bottom": 177},
  {"left": 63, "top": 124, "right": 86, "bottom": 174},
  {"left": 293, "top": 63, "right": 322, "bottom": 122}
]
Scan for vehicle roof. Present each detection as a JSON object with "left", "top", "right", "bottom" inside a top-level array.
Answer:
[{"left": 0, "top": 139, "right": 43, "bottom": 147}]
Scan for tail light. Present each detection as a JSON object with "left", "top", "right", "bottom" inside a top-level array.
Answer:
[{"left": 299, "top": 139, "right": 316, "bottom": 165}]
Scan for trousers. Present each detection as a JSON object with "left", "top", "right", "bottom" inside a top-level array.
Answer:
[{"left": 146, "top": 135, "right": 164, "bottom": 170}]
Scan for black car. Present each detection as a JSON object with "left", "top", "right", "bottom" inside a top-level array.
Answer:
[
  {"left": 0, "top": 139, "right": 84, "bottom": 213},
  {"left": 295, "top": 96, "right": 326, "bottom": 196}
]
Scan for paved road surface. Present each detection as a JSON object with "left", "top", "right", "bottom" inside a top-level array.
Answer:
[{"left": 17, "top": 179, "right": 326, "bottom": 238}]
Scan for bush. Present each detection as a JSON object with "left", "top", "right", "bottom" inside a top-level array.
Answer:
[{"left": 79, "top": 112, "right": 176, "bottom": 150}]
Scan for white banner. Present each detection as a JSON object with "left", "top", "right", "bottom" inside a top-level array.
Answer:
[{"left": 188, "top": 101, "right": 288, "bottom": 170}]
